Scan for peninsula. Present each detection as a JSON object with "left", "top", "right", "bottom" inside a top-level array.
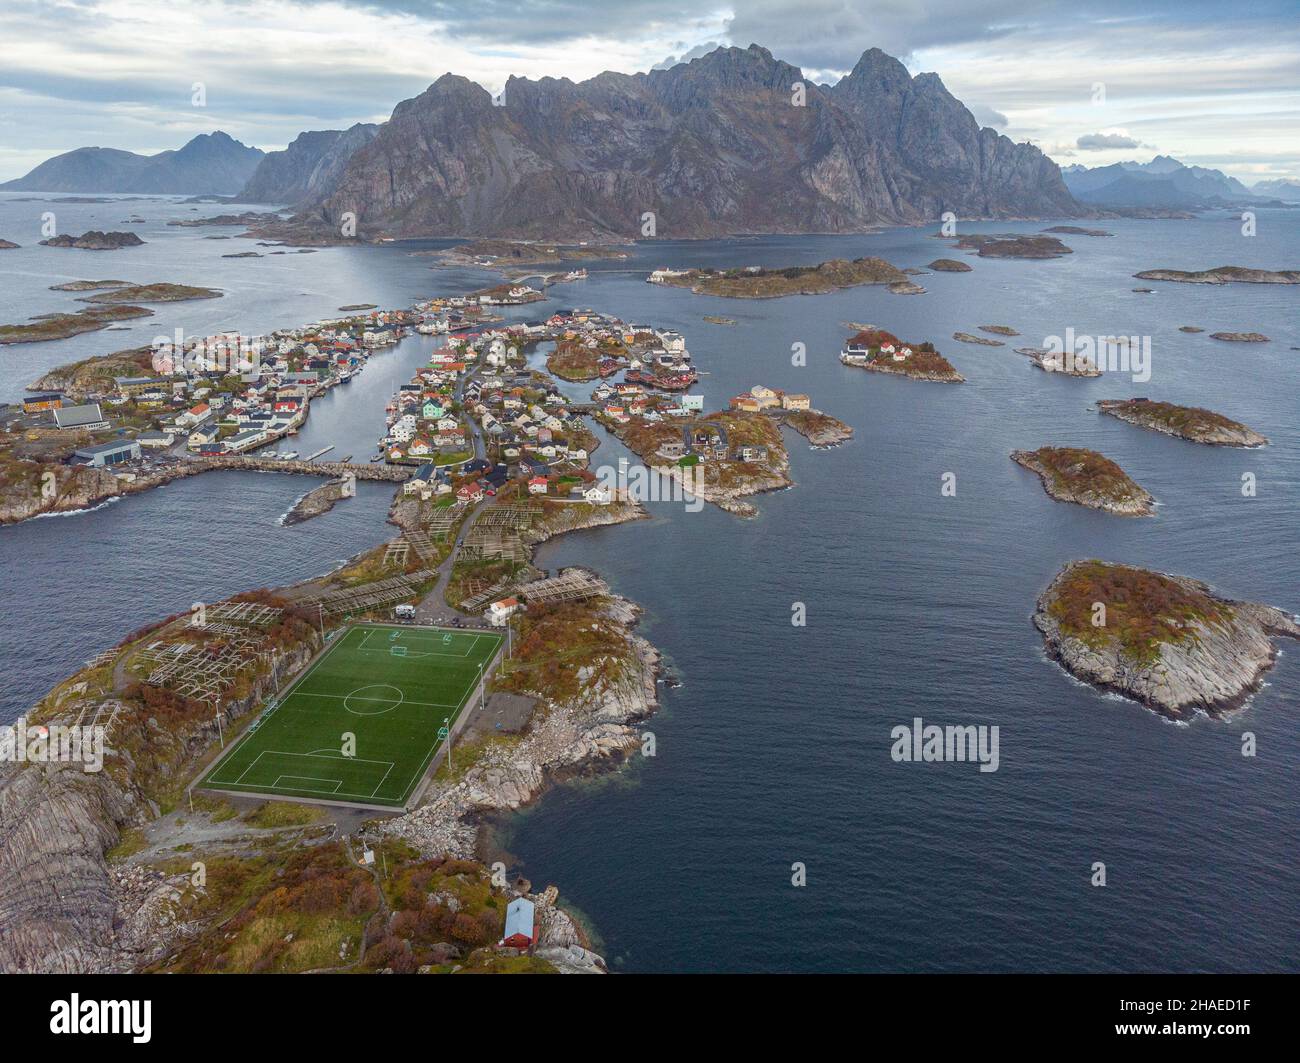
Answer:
[{"left": 1034, "top": 560, "right": 1300, "bottom": 719}]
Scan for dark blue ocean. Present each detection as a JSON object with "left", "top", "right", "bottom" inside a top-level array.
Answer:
[{"left": 1, "top": 194, "right": 1296, "bottom": 971}]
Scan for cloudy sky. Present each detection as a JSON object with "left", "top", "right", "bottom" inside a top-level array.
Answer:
[{"left": 1, "top": 0, "right": 1296, "bottom": 183}]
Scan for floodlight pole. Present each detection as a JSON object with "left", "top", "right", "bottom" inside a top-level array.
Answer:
[
  {"left": 317, "top": 603, "right": 325, "bottom": 643},
  {"left": 443, "top": 715, "right": 452, "bottom": 770}
]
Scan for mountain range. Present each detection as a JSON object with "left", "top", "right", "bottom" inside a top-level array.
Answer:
[
  {"left": 1062, "top": 155, "right": 1287, "bottom": 209},
  {"left": 0, "top": 132, "right": 264, "bottom": 195},
  {"left": 12, "top": 46, "right": 1291, "bottom": 238},
  {"left": 280, "top": 44, "right": 1080, "bottom": 241}
]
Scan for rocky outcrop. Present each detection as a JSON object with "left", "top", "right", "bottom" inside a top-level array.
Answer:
[
  {"left": 1034, "top": 561, "right": 1300, "bottom": 719},
  {"left": 0, "top": 644, "right": 317, "bottom": 972},
  {"left": 927, "top": 258, "right": 971, "bottom": 271},
  {"left": 0, "top": 463, "right": 122, "bottom": 524},
  {"left": 379, "top": 596, "right": 659, "bottom": 856},
  {"left": 276, "top": 44, "right": 1079, "bottom": 242},
  {"left": 778, "top": 409, "right": 854, "bottom": 448}
]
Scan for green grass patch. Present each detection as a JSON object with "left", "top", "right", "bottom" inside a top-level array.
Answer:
[{"left": 198, "top": 624, "right": 502, "bottom": 807}]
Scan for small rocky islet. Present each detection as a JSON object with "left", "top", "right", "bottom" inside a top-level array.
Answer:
[
  {"left": 1011, "top": 447, "right": 1155, "bottom": 516},
  {"left": 953, "top": 332, "right": 1003, "bottom": 346},
  {"left": 39, "top": 230, "right": 145, "bottom": 250},
  {"left": 1134, "top": 265, "right": 1300, "bottom": 285},
  {"left": 1034, "top": 560, "right": 1300, "bottom": 719},
  {"left": 1096, "top": 399, "right": 1267, "bottom": 446}
]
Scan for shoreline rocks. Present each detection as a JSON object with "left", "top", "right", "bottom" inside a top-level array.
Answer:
[{"left": 1034, "top": 560, "right": 1300, "bottom": 719}]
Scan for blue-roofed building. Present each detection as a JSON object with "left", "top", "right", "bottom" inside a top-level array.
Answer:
[{"left": 501, "top": 897, "right": 536, "bottom": 949}]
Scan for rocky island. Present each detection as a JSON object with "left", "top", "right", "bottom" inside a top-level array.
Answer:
[
  {"left": 927, "top": 258, "right": 972, "bottom": 272},
  {"left": 840, "top": 328, "right": 965, "bottom": 382},
  {"left": 49, "top": 279, "right": 131, "bottom": 291},
  {"left": 1209, "top": 331, "right": 1269, "bottom": 342},
  {"left": 652, "top": 257, "right": 907, "bottom": 298},
  {"left": 1027, "top": 347, "right": 1102, "bottom": 377},
  {"left": 1011, "top": 447, "right": 1155, "bottom": 516},
  {"left": 953, "top": 332, "right": 1003, "bottom": 346},
  {"left": 76, "top": 282, "right": 223, "bottom": 304},
  {"left": 0, "top": 238, "right": 19, "bottom": 249},
  {"left": 1034, "top": 560, "right": 1300, "bottom": 719},
  {"left": 434, "top": 239, "right": 629, "bottom": 270},
  {"left": 941, "top": 233, "right": 1073, "bottom": 259},
  {"left": 1133, "top": 266, "right": 1300, "bottom": 285},
  {"left": 39, "top": 230, "right": 145, "bottom": 250},
  {"left": 0, "top": 303, "right": 152, "bottom": 344},
  {"left": 1096, "top": 399, "right": 1267, "bottom": 446}
]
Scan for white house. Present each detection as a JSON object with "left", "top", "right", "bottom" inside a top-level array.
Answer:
[{"left": 487, "top": 597, "right": 522, "bottom": 626}]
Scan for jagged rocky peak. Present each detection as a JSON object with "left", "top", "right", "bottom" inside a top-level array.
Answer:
[{"left": 288, "top": 42, "right": 1081, "bottom": 241}]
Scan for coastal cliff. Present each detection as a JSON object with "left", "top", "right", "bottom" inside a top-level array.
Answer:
[
  {"left": 1034, "top": 560, "right": 1300, "bottom": 719},
  {"left": 0, "top": 638, "right": 318, "bottom": 972}
]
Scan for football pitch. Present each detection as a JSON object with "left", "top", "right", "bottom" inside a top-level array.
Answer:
[{"left": 199, "top": 623, "right": 503, "bottom": 808}]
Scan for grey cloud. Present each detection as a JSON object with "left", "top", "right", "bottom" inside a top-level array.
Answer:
[{"left": 1076, "top": 132, "right": 1141, "bottom": 150}]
